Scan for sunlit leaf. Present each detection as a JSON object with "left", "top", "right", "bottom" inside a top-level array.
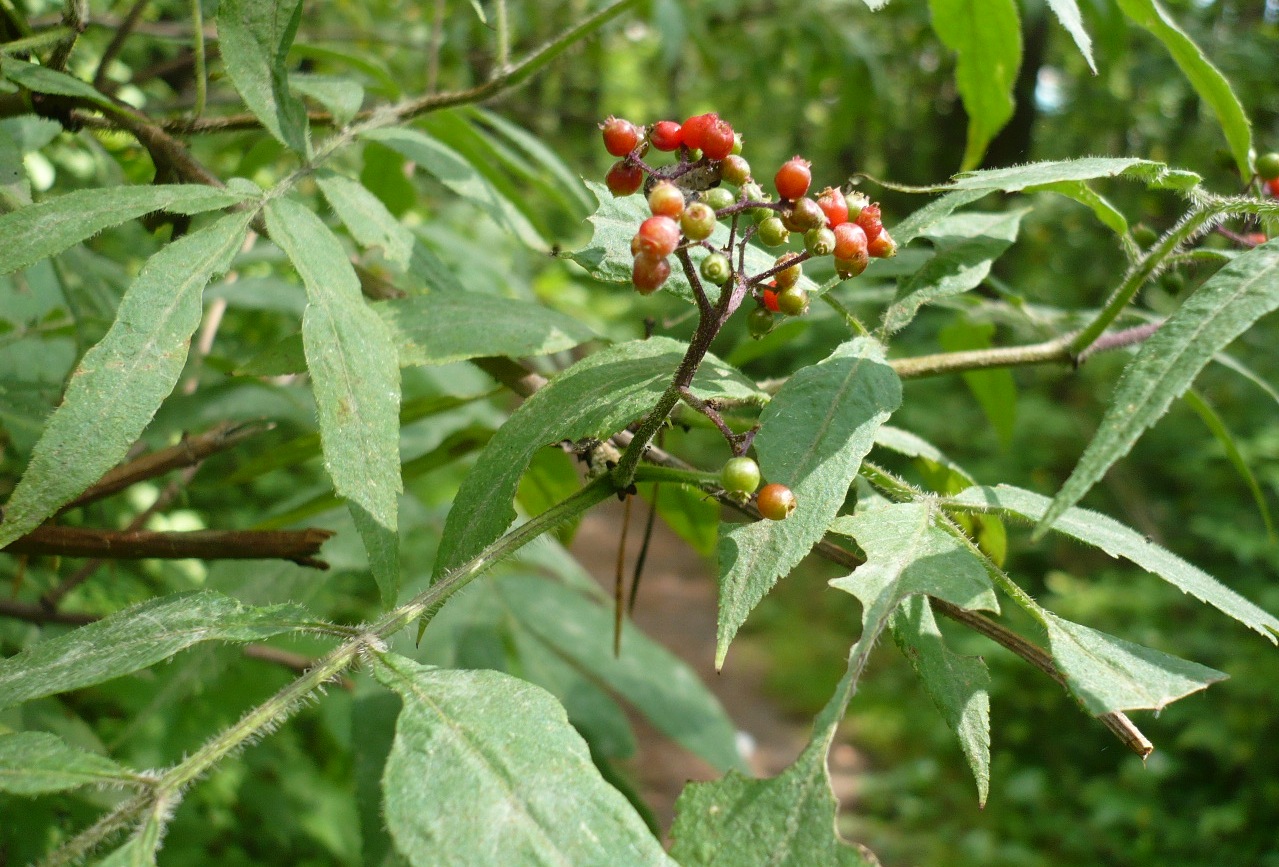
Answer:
[{"left": 218, "top": 0, "right": 310, "bottom": 154}]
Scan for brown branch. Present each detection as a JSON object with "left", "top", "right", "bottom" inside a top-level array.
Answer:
[
  {"left": 3, "top": 526, "right": 333, "bottom": 568},
  {"left": 92, "top": 0, "right": 149, "bottom": 91}
]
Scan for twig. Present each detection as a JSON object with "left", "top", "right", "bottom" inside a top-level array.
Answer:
[
  {"left": 92, "top": 0, "right": 149, "bottom": 91},
  {"left": 3, "top": 526, "right": 334, "bottom": 568},
  {"left": 242, "top": 644, "right": 354, "bottom": 690},
  {"left": 45, "top": 0, "right": 86, "bottom": 72}
]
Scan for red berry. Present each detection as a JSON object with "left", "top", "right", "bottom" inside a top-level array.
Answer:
[
  {"left": 868, "top": 230, "right": 897, "bottom": 258},
  {"left": 762, "top": 288, "right": 781, "bottom": 312},
  {"left": 632, "top": 253, "right": 670, "bottom": 294},
  {"left": 855, "top": 203, "right": 883, "bottom": 242},
  {"left": 1267, "top": 178, "right": 1279, "bottom": 198},
  {"left": 756, "top": 483, "right": 797, "bottom": 520},
  {"left": 816, "top": 187, "right": 848, "bottom": 228},
  {"left": 681, "top": 113, "right": 719, "bottom": 152},
  {"left": 648, "top": 181, "right": 685, "bottom": 219},
  {"left": 650, "top": 120, "right": 683, "bottom": 152},
  {"left": 774, "top": 157, "right": 812, "bottom": 200},
  {"left": 702, "top": 119, "right": 737, "bottom": 160},
  {"left": 635, "top": 215, "right": 681, "bottom": 257},
  {"left": 606, "top": 160, "right": 643, "bottom": 196},
  {"left": 832, "top": 222, "right": 868, "bottom": 260},
  {"left": 835, "top": 252, "right": 869, "bottom": 279},
  {"left": 601, "top": 116, "right": 640, "bottom": 157},
  {"left": 1244, "top": 232, "right": 1267, "bottom": 246}
]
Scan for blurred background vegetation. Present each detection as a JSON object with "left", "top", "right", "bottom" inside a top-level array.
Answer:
[{"left": 1, "top": 1, "right": 1277, "bottom": 864}]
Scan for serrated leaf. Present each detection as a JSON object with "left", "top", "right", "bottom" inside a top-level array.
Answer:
[
  {"left": 947, "top": 484, "right": 1279, "bottom": 643},
  {"left": 218, "top": 0, "right": 310, "bottom": 155},
  {"left": 716, "top": 338, "right": 900, "bottom": 666},
  {"left": 494, "top": 575, "right": 745, "bottom": 773},
  {"left": 317, "top": 171, "right": 413, "bottom": 271},
  {"left": 264, "top": 196, "right": 402, "bottom": 606},
  {"left": 949, "top": 157, "right": 1200, "bottom": 192},
  {"left": 2, "top": 59, "right": 114, "bottom": 109},
  {"left": 1036, "top": 238, "right": 1279, "bottom": 538},
  {"left": 891, "top": 189, "right": 990, "bottom": 247},
  {"left": 570, "top": 181, "right": 821, "bottom": 306},
  {"left": 0, "top": 591, "right": 309, "bottom": 710},
  {"left": 939, "top": 318, "right": 1016, "bottom": 448},
  {"left": 0, "top": 732, "right": 139, "bottom": 794},
  {"left": 0, "top": 185, "right": 251, "bottom": 277},
  {"left": 1182, "top": 389, "right": 1273, "bottom": 540},
  {"left": 927, "top": 0, "right": 1022, "bottom": 170},
  {"left": 1114, "top": 0, "right": 1252, "bottom": 179},
  {"left": 882, "top": 209, "right": 1025, "bottom": 334},
  {"left": 1045, "top": 0, "right": 1096, "bottom": 72},
  {"left": 94, "top": 811, "right": 164, "bottom": 867},
  {"left": 378, "top": 293, "right": 596, "bottom": 366},
  {"left": 1044, "top": 612, "right": 1226, "bottom": 714},
  {"left": 360, "top": 127, "right": 544, "bottom": 249},
  {"left": 1029, "top": 179, "right": 1128, "bottom": 235},
  {"left": 291, "top": 73, "right": 363, "bottom": 126},
  {"left": 435, "top": 337, "right": 762, "bottom": 579},
  {"left": 374, "top": 653, "right": 674, "bottom": 866},
  {"left": 0, "top": 212, "right": 254, "bottom": 548},
  {"left": 888, "top": 596, "right": 990, "bottom": 805}
]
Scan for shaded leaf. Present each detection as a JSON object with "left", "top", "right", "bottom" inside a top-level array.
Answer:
[
  {"left": 218, "top": 0, "right": 310, "bottom": 154},
  {"left": 94, "top": 812, "right": 164, "bottom": 867},
  {"left": 939, "top": 318, "right": 1017, "bottom": 448},
  {"left": 317, "top": 171, "right": 413, "bottom": 271},
  {"left": 264, "top": 196, "right": 402, "bottom": 606},
  {"left": 0, "top": 212, "right": 254, "bottom": 548},
  {"left": 1036, "top": 238, "right": 1279, "bottom": 537},
  {"left": 1182, "top": 389, "right": 1273, "bottom": 539},
  {"left": 374, "top": 653, "right": 674, "bottom": 866},
  {"left": 947, "top": 484, "right": 1279, "bottom": 642},
  {"left": 0, "top": 732, "right": 139, "bottom": 795},
  {"left": 436, "top": 337, "right": 762, "bottom": 579},
  {"left": 0, "top": 591, "right": 309, "bottom": 710},
  {"left": 2, "top": 59, "right": 114, "bottom": 109},
  {"left": 717, "top": 338, "right": 900, "bottom": 666}
]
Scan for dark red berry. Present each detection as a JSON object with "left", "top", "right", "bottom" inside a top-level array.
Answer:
[
  {"left": 601, "top": 116, "right": 640, "bottom": 157},
  {"left": 635, "top": 215, "right": 681, "bottom": 257},
  {"left": 650, "top": 120, "right": 683, "bottom": 152},
  {"left": 835, "top": 252, "right": 869, "bottom": 279},
  {"left": 632, "top": 253, "right": 670, "bottom": 294},
  {"left": 681, "top": 113, "right": 719, "bottom": 152},
  {"left": 774, "top": 157, "right": 812, "bottom": 200},
  {"left": 756, "top": 483, "right": 797, "bottom": 520},
  {"left": 832, "top": 222, "right": 868, "bottom": 260},
  {"left": 702, "top": 119, "right": 737, "bottom": 160},
  {"left": 867, "top": 230, "right": 897, "bottom": 258},
  {"left": 816, "top": 187, "right": 849, "bottom": 228},
  {"left": 606, "top": 161, "right": 643, "bottom": 196},
  {"left": 855, "top": 203, "right": 883, "bottom": 242}
]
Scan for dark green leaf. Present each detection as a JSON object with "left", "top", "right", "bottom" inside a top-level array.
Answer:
[
  {"left": 374, "top": 654, "right": 674, "bottom": 866},
  {"left": 0, "top": 212, "right": 254, "bottom": 548},
  {"left": 0, "top": 732, "right": 140, "bottom": 794},
  {"left": 717, "top": 338, "right": 901, "bottom": 665},
  {"left": 264, "top": 196, "right": 402, "bottom": 606},
  {"left": 2, "top": 59, "right": 113, "bottom": 109},
  {"left": 0, "top": 591, "right": 309, "bottom": 710},
  {"left": 1182, "top": 389, "right": 1273, "bottom": 540},
  {"left": 218, "top": 0, "right": 310, "bottom": 154}
]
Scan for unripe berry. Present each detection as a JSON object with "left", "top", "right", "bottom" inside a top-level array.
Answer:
[
  {"left": 782, "top": 197, "right": 825, "bottom": 233},
  {"left": 776, "top": 285, "right": 809, "bottom": 316},
  {"left": 868, "top": 230, "right": 897, "bottom": 258},
  {"left": 721, "top": 456, "right": 761, "bottom": 496},
  {"left": 1257, "top": 152, "right": 1279, "bottom": 181},
  {"left": 835, "top": 251, "right": 869, "bottom": 279},
  {"left": 702, "top": 187, "right": 736, "bottom": 212},
  {"left": 648, "top": 182, "right": 685, "bottom": 219},
  {"left": 756, "top": 483, "right": 797, "bottom": 520},
  {"left": 832, "top": 222, "right": 868, "bottom": 260},
  {"left": 773, "top": 253, "right": 802, "bottom": 289},
  {"left": 855, "top": 203, "right": 883, "bottom": 242},
  {"left": 606, "top": 161, "right": 643, "bottom": 196},
  {"left": 681, "top": 113, "right": 719, "bottom": 152},
  {"left": 702, "top": 119, "right": 737, "bottom": 160},
  {"left": 731, "top": 133, "right": 744, "bottom": 155},
  {"left": 721, "top": 154, "right": 752, "bottom": 187},
  {"left": 757, "top": 216, "right": 790, "bottom": 247},
  {"left": 740, "top": 182, "right": 765, "bottom": 203},
  {"left": 632, "top": 253, "right": 670, "bottom": 294},
  {"left": 775, "top": 156, "right": 812, "bottom": 200},
  {"left": 635, "top": 215, "right": 681, "bottom": 257},
  {"left": 700, "top": 252, "right": 732, "bottom": 286},
  {"left": 747, "top": 306, "right": 774, "bottom": 338},
  {"left": 805, "top": 227, "right": 836, "bottom": 257},
  {"left": 816, "top": 187, "right": 849, "bottom": 228},
  {"left": 650, "top": 120, "right": 683, "bottom": 152},
  {"left": 681, "top": 203, "right": 716, "bottom": 241},
  {"left": 844, "top": 191, "right": 870, "bottom": 219},
  {"left": 601, "top": 116, "right": 640, "bottom": 157}
]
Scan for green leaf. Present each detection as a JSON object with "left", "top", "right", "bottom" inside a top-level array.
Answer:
[
  {"left": 1036, "top": 239, "right": 1279, "bottom": 538},
  {"left": 493, "top": 575, "right": 746, "bottom": 773},
  {"left": 891, "top": 188, "right": 990, "bottom": 247},
  {"left": 435, "top": 337, "right": 762, "bottom": 579},
  {"left": 377, "top": 293, "right": 596, "bottom": 367},
  {"left": 0, "top": 732, "right": 139, "bottom": 794},
  {"left": 264, "top": 196, "right": 402, "bottom": 606},
  {"left": 0, "top": 184, "right": 251, "bottom": 277},
  {"left": 1043, "top": 612, "right": 1226, "bottom": 715},
  {"left": 948, "top": 157, "right": 1201, "bottom": 192},
  {"left": 1114, "top": 0, "right": 1252, "bottom": 179},
  {"left": 1, "top": 59, "right": 114, "bottom": 109},
  {"left": 317, "top": 171, "right": 413, "bottom": 271},
  {"left": 291, "top": 73, "right": 363, "bottom": 126},
  {"left": 94, "top": 812, "right": 164, "bottom": 867},
  {"left": 927, "top": 0, "right": 1022, "bottom": 170},
  {"left": 1182, "top": 389, "right": 1274, "bottom": 540},
  {"left": 947, "top": 484, "right": 1279, "bottom": 642},
  {"left": 218, "top": 0, "right": 310, "bottom": 155},
  {"left": 0, "top": 212, "right": 254, "bottom": 548},
  {"left": 882, "top": 209, "right": 1026, "bottom": 334},
  {"left": 469, "top": 107, "right": 595, "bottom": 220},
  {"left": 939, "top": 318, "right": 1016, "bottom": 448},
  {"left": 360, "top": 127, "right": 544, "bottom": 249},
  {"left": 570, "top": 181, "right": 821, "bottom": 306},
  {"left": 374, "top": 653, "right": 675, "bottom": 866},
  {"left": 888, "top": 596, "right": 991, "bottom": 806},
  {"left": 0, "top": 591, "right": 309, "bottom": 710},
  {"left": 1027, "top": 180, "right": 1128, "bottom": 235},
  {"left": 1044, "top": 0, "right": 1096, "bottom": 72},
  {"left": 717, "top": 338, "right": 901, "bottom": 666}
]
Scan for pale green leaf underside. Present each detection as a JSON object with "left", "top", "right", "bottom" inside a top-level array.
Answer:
[
  {"left": 0, "top": 184, "right": 251, "bottom": 277},
  {"left": 436, "top": 336, "right": 763, "bottom": 578},
  {"left": 291, "top": 73, "right": 364, "bottom": 127},
  {"left": 375, "top": 654, "right": 674, "bottom": 867},
  {"left": 0, "top": 732, "right": 139, "bottom": 795},
  {"left": 717, "top": 338, "right": 901, "bottom": 666},
  {"left": 1036, "top": 238, "right": 1279, "bottom": 540},
  {"left": 1044, "top": 612, "right": 1226, "bottom": 715},
  {"left": 218, "top": 0, "right": 310, "bottom": 154},
  {"left": 0, "top": 212, "right": 254, "bottom": 548},
  {"left": 948, "top": 484, "right": 1279, "bottom": 643},
  {"left": 264, "top": 196, "right": 402, "bottom": 606},
  {"left": 0, "top": 591, "right": 309, "bottom": 710},
  {"left": 317, "top": 171, "right": 413, "bottom": 271},
  {"left": 948, "top": 157, "right": 1201, "bottom": 192},
  {"left": 1045, "top": 0, "right": 1096, "bottom": 72}
]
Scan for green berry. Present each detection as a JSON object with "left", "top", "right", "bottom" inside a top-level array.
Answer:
[
  {"left": 844, "top": 191, "right": 870, "bottom": 218},
  {"left": 782, "top": 197, "right": 825, "bottom": 233},
  {"left": 700, "top": 252, "right": 732, "bottom": 286},
  {"left": 1258, "top": 152, "right": 1279, "bottom": 181},
  {"left": 757, "top": 216, "right": 790, "bottom": 247},
  {"left": 805, "top": 227, "right": 836, "bottom": 257},
  {"left": 721, "top": 456, "right": 761, "bottom": 495},
  {"left": 747, "top": 306, "right": 774, "bottom": 338},
  {"left": 774, "top": 253, "right": 802, "bottom": 289},
  {"left": 721, "top": 154, "right": 752, "bottom": 187},
  {"left": 703, "top": 187, "right": 736, "bottom": 212},
  {"left": 681, "top": 203, "right": 716, "bottom": 241},
  {"left": 776, "top": 285, "right": 809, "bottom": 316}
]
